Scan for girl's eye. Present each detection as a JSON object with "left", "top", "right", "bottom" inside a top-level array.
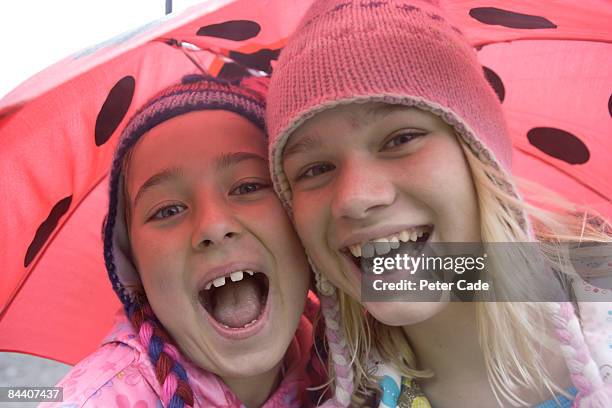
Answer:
[
  {"left": 151, "top": 204, "right": 186, "bottom": 220},
  {"left": 299, "top": 163, "right": 335, "bottom": 180},
  {"left": 382, "top": 131, "right": 425, "bottom": 150},
  {"left": 230, "top": 182, "right": 268, "bottom": 195}
]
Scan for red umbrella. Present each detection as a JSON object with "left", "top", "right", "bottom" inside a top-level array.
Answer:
[{"left": 1, "top": 0, "right": 610, "bottom": 365}]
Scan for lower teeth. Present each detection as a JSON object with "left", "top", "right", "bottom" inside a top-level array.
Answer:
[
  {"left": 244, "top": 318, "right": 258, "bottom": 328},
  {"left": 220, "top": 317, "right": 258, "bottom": 329}
]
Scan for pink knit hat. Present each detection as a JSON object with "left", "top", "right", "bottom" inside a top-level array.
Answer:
[{"left": 266, "top": 1, "right": 610, "bottom": 406}]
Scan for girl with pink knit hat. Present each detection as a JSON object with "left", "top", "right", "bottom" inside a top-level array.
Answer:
[{"left": 266, "top": 0, "right": 612, "bottom": 407}]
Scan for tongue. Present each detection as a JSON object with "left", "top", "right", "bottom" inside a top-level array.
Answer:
[{"left": 212, "top": 278, "right": 263, "bottom": 328}]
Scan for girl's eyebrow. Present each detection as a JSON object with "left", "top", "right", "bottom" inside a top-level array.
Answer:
[
  {"left": 133, "top": 166, "right": 183, "bottom": 207},
  {"left": 283, "top": 106, "right": 409, "bottom": 159},
  {"left": 363, "top": 103, "right": 407, "bottom": 119},
  {"left": 132, "top": 152, "right": 265, "bottom": 207},
  {"left": 283, "top": 133, "right": 323, "bottom": 159},
  {"left": 214, "top": 151, "right": 266, "bottom": 170}
]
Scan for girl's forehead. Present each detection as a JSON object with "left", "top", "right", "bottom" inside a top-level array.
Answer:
[
  {"left": 126, "top": 110, "right": 266, "bottom": 187},
  {"left": 134, "top": 110, "right": 266, "bottom": 160},
  {"left": 285, "top": 103, "right": 443, "bottom": 154}
]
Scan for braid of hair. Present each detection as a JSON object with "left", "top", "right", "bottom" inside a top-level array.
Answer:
[
  {"left": 129, "top": 301, "right": 195, "bottom": 408},
  {"left": 546, "top": 302, "right": 611, "bottom": 407},
  {"left": 315, "top": 270, "right": 355, "bottom": 407}
]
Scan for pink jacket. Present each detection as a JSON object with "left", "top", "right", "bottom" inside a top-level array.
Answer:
[{"left": 42, "top": 305, "right": 320, "bottom": 408}]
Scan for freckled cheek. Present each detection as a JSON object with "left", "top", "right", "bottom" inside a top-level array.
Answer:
[
  {"left": 132, "top": 239, "right": 186, "bottom": 290},
  {"left": 143, "top": 269, "right": 181, "bottom": 297},
  {"left": 429, "top": 162, "right": 476, "bottom": 209},
  {"left": 262, "top": 220, "right": 298, "bottom": 256},
  {"left": 398, "top": 148, "right": 472, "bottom": 193},
  {"left": 257, "top": 215, "right": 310, "bottom": 298}
]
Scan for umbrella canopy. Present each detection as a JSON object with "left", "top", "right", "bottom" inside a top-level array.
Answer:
[{"left": 1, "top": 0, "right": 611, "bottom": 365}]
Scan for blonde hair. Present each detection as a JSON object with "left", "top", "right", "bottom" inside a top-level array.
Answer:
[{"left": 334, "top": 135, "right": 611, "bottom": 406}]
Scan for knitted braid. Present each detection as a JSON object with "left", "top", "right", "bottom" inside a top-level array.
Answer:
[
  {"left": 546, "top": 302, "right": 611, "bottom": 407},
  {"left": 129, "top": 302, "right": 195, "bottom": 408},
  {"left": 314, "top": 270, "right": 355, "bottom": 407}
]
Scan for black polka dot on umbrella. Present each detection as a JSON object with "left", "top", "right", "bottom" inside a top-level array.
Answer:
[
  {"left": 217, "top": 63, "right": 251, "bottom": 81},
  {"left": 95, "top": 76, "right": 135, "bottom": 146},
  {"left": 469, "top": 7, "right": 557, "bottom": 29},
  {"left": 608, "top": 94, "right": 611, "bottom": 117},
  {"left": 229, "top": 48, "right": 281, "bottom": 73},
  {"left": 197, "top": 20, "right": 261, "bottom": 41},
  {"left": 24, "top": 195, "right": 73, "bottom": 267},
  {"left": 527, "top": 127, "right": 590, "bottom": 164},
  {"left": 483, "top": 67, "right": 505, "bottom": 102}
]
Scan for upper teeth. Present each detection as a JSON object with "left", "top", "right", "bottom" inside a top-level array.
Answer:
[
  {"left": 347, "top": 227, "right": 428, "bottom": 258},
  {"left": 204, "top": 270, "right": 255, "bottom": 290}
]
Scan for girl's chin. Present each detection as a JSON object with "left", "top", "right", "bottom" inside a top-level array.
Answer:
[
  {"left": 364, "top": 301, "right": 448, "bottom": 326},
  {"left": 215, "top": 355, "right": 283, "bottom": 380},
  {"left": 192, "top": 336, "right": 287, "bottom": 378}
]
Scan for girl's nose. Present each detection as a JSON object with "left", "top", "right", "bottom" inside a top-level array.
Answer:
[
  {"left": 191, "top": 196, "right": 242, "bottom": 249},
  {"left": 330, "top": 158, "right": 396, "bottom": 220}
]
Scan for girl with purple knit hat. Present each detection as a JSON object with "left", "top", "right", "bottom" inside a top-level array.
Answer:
[
  {"left": 42, "top": 75, "right": 328, "bottom": 408},
  {"left": 266, "top": 0, "right": 612, "bottom": 407}
]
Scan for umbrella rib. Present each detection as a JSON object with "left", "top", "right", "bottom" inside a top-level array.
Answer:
[
  {"left": 515, "top": 146, "right": 610, "bottom": 202},
  {"left": 159, "top": 38, "right": 269, "bottom": 77},
  {"left": 475, "top": 36, "right": 612, "bottom": 50}
]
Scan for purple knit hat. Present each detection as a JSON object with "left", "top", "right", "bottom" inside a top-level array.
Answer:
[{"left": 266, "top": 1, "right": 610, "bottom": 406}]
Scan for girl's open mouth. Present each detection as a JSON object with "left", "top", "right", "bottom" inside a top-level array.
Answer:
[{"left": 198, "top": 270, "right": 270, "bottom": 339}]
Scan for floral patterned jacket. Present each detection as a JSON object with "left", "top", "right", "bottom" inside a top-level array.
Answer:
[{"left": 41, "top": 299, "right": 321, "bottom": 408}]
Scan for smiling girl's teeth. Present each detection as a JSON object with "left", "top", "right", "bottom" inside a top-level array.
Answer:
[
  {"left": 213, "top": 277, "right": 226, "bottom": 287},
  {"left": 362, "top": 243, "right": 375, "bottom": 258},
  {"left": 346, "top": 227, "right": 430, "bottom": 259},
  {"left": 349, "top": 244, "right": 362, "bottom": 257},
  {"left": 390, "top": 236, "right": 400, "bottom": 249},
  {"left": 374, "top": 240, "right": 391, "bottom": 255}
]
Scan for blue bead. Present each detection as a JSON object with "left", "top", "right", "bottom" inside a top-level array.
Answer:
[{"left": 378, "top": 375, "right": 400, "bottom": 406}]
